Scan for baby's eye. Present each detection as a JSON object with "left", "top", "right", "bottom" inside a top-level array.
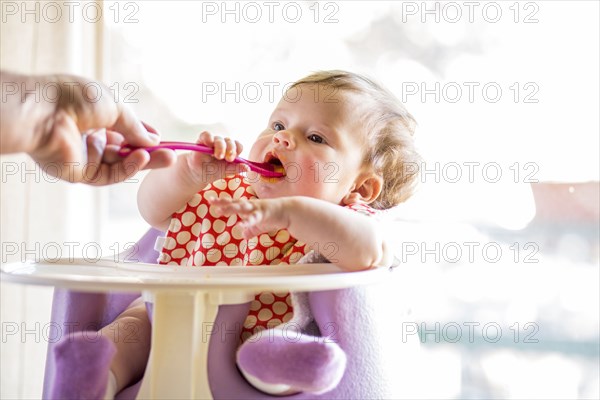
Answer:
[
  {"left": 307, "top": 134, "right": 325, "bottom": 144},
  {"left": 273, "top": 122, "right": 285, "bottom": 131}
]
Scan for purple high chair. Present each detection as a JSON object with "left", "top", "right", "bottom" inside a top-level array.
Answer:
[{"left": 42, "top": 228, "right": 407, "bottom": 399}]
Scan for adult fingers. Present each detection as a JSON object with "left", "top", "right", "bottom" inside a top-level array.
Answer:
[
  {"left": 111, "top": 103, "right": 159, "bottom": 147},
  {"left": 33, "top": 109, "right": 85, "bottom": 182},
  {"left": 142, "top": 148, "right": 177, "bottom": 170},
  {"left": 141, "top": 121, "right": 159, "bottom": 135},
  {"left": 88, "top": 149, "right": 151, "bottom": 186},
  {"left": 80, "top": 129, "right": 107, "bottom": 184}
]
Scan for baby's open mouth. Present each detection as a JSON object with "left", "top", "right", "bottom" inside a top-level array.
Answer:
[{"left": 263, "top": 152, "right": 286, "bottom": 177}]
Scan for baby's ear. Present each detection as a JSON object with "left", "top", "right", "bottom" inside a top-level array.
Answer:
[{"left": 342, "top": 173, "right": 383, "bottom": 205}]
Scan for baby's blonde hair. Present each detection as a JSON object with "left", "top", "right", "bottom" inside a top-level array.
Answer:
[{"left": 290, "top": 70, "right": 421, "bottom": 209}]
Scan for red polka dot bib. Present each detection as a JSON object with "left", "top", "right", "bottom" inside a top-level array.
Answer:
[
  {"left": 158, "top": 175, "right": 310, "bottom": 340},
  {"left": 157, "top": 174, "right": 379, "bottom": 341}
]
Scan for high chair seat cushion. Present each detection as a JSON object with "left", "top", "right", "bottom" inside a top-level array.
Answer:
[{"left": 43, "top": 228, "right": 404, "bottom": 399}]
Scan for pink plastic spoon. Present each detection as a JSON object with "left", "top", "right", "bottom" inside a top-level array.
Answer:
[{"left": 118, "top": 141, "right": 285, "bottom": 178}]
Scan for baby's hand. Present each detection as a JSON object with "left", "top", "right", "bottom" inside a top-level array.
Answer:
[
  {"left": 187, "top": 131, "right": 249, "bottom": 182},
  {"left": 208, "top": 197, "right": 290, "bottom": 240}
]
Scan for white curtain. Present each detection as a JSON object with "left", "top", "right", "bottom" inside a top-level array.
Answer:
[{"left": 1, "top": 2, "right": 105, "bottom": 397}]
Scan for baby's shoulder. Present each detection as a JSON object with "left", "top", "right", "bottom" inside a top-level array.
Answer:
[{"left": 344, "top": 203, "right": 380, "bottom": 217}]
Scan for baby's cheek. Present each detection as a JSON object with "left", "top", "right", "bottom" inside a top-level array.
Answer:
[
  {"left": 248, "top": 136, "right": 270, "bottom": 161},
  {"left": 247, "top": 144, "right": 262, "bottom": 162},
  {"left": 293, "top": 177, "right": 329, "bottom": 200}
]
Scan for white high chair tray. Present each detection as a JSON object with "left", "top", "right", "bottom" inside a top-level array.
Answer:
[
  {"left": 2, "top": 258, "right": 389, "bottom": 399},
  {"left": 0, "top": 258, "right": 389, "bottom": 292}
]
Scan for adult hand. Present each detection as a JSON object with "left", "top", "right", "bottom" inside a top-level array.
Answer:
[{"left": 0, "top": 71, "right": 176, "bottom": 185}]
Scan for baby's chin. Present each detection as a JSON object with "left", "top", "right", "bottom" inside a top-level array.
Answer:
[
  {"left": 249, "top": 180, "right": 342, "bottom": 205},
  {"left": 248, "top": 179, "right": 288, "bottom": 200}
]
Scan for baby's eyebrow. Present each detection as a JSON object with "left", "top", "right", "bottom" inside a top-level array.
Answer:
[{"left": 270, "top": 106, "right": 289, "bottom": 119}]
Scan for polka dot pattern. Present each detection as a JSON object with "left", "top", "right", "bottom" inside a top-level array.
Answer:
[
  {"left": 158, "top": 175, "right": 311, "bottom": 341},
  {"left": 157, "top": 175, "right": 379, "bottom": 342}
]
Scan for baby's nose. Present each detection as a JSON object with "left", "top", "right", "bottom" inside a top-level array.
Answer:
[{"left": 273, "top": 131, "right": 295, "bottom": 149}]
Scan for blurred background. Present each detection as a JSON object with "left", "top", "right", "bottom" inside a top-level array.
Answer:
[{"left": 1, "top": 1, "right": 598, "bottom": 398}]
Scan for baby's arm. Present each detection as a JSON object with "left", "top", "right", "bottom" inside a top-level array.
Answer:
[
  {"left": 138, "top": 132, "right": 246, "bottom": 231},
  {"left": 210, "top": 196, "right": 393, "bottom": 271}
]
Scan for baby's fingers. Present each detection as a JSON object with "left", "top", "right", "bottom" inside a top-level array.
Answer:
[
  {"left": 224, "top": 138, "right": 236, "bottom": 162},
  {"left": 212, "top": 136, "right": 227, "bottom": 159},
  {"left": 196, "top": 131, "right": 243, "bottom": 163},
  {"left": 196, "top": 131, "right": 214, "bottom": 146},
  {"left": 215, "top": 136, "right": 240, "bottom": 162},
  {"left": 239, "top": 210, "right": 262, "bottom": 228},
  {"left": 197, "top": 130, "right": 226, "bottom": 159},
  {"left": 224, "top": 138, "right": 244, "bottom": 162},
  {"left": 208, "top": 198, "right": 255, "bottom": 217}
]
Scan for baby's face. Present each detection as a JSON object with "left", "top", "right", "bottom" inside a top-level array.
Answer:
[{"left": 248, "top": 84, "right": 368, "bottom": 204}]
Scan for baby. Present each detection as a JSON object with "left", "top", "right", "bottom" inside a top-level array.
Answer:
[{"left": 50, "top": 70, "right": 420, "bottom": 398}]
